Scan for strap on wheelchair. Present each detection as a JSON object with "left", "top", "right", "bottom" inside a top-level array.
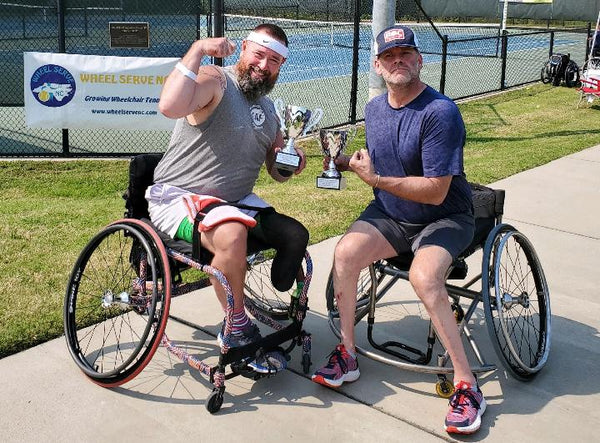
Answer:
[{"left": 191, "top": 202, "right": 272, "bottom": 262}]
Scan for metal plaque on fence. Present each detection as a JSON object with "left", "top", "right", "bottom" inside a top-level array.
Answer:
[{"left": 109, "top": 22, "right": 150, "bottom": 49}]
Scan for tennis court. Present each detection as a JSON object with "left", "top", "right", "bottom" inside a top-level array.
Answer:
[
  {"left": 1, "top": 7, "right": 584, "bottom": 84},
  {"left": 0, "top": 4, "right": 588, "bottom": 155}
]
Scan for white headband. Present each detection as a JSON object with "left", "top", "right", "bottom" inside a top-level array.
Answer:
[{"left": 245, "top": 31, "right": 289, "bottom": 59}]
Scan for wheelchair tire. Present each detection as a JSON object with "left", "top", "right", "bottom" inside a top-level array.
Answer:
[
  {"left": 540, "top": 64, "right": 552, "bottom": 84},
  {"left": 206, "top": 387, "right": 224, "bottom": 414},
  {"left": 64, "top": 220, "right": 171, "bottom": 387},
  {"left": 244, "top": 250, "right": 305, "bottom": 320},
  {"left": 481, "top": 224, "right": 551, "bottom": 380},
  {"left": 564, "top": 61, "right": 580, "bottom": 88},
  {"left": 302, "top": 353, "right": 311, "bottom": 374}
]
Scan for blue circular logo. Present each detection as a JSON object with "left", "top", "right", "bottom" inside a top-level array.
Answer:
[{"left": 30, "top": 64, "right": 76, "bottom": 107}]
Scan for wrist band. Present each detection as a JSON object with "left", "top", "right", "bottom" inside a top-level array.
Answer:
[
  {"left": 373, "top": 174, "right": 381, "bottom": 188},
  {"left": 175, "top": 62, "right": 197, "bottom": 82}
]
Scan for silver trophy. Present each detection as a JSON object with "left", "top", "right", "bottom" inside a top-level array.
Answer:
[
  {"left": 316, "top": 128, "right": 355, "bottom": 190},
  {"left": 274, "top": 99, "right": 323, "bottom": 172}
]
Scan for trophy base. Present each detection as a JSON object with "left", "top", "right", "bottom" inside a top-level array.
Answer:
[
  {"left": 275, "top": 151, "right": 300, "bottom": 172},
  {"left": 316, "top": 176, "right": 347, "bottom": 190}
]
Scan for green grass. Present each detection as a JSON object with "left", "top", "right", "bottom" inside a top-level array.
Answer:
[{"left": 1, "top": 83, "right": 599, "bottom": 359}]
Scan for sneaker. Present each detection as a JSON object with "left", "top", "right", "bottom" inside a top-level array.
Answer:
[
  {"left": 444, "top": 381, "right": 487, "bottom": 434},
  {"left": 311, "top": 344, "right": 360, "bottom": 388},
  {"left": 248, "top": 350, "right": 288, "bottom": 374},
  {"left": 217, "top": 322, "right": 262, "bottom": 348}
]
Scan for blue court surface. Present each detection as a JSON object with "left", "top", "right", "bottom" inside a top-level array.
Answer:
[{"left": 0, "top": 10, "right": 583, "bottom": 86}]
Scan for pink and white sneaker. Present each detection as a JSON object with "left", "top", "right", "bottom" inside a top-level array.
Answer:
[
  {"left": 311, "top": 344, "right": 360, "bottom": 388},
  {"left": 444, "top": 381, "right": 487, "bottom": 434}
]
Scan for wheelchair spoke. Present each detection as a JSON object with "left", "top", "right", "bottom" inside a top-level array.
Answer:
[
  {"left": 483, "top": 225, "right": 551, "bottom": 379},
  {"left": 64, "top": 222, "right": 171, "bottom": 385}
]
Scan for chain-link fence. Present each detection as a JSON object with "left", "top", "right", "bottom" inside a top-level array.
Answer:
[{"left": 0, "top": 0, "right": 591, "bottom": 157}]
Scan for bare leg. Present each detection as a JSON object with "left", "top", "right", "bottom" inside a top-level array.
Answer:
[
  {"left": 201, "top": 221, "right": 249, "bottom": 313},
  {"left": 409, "top": 245, "right": 476, "bottom": 386},
  {"left": 333, "top": 221, "right": 397, "bottom": 353}
]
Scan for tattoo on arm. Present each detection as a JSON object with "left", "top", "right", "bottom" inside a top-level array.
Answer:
[{"left": 199, "top": 67, "right": 226, "bottom": 91}]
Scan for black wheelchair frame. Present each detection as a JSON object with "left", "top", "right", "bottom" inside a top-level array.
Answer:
[
  {"left": 541, "top": 52, "right": 580, "bottom": 87},
  {"left": 325, "top": 183, "right": 551, "bottom": 397},
  {"left": 63, "top": 154, "right": 313, "bottom": 413}
]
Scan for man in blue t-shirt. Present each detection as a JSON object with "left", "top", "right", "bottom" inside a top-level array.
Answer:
[{"left": 312, "top": 25, "right": 485, "bottom": 435}]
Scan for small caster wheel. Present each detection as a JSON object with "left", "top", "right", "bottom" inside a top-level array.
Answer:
[
  {"left": 302, "top": 353, "right": 311, "bottom": 374},
  {"left": 435, "top": 379, "right": 455, "bottom": 398},
  {"left": 206, "top": 388, "right": 224, "bottom": 414}
]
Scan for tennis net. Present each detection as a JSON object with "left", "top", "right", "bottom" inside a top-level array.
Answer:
[
  {"left": 224, "top": 13, "right": 372, "bottom": 51},
  {"left": 225, "top": 14, "right": 503, "bottom": 57}
]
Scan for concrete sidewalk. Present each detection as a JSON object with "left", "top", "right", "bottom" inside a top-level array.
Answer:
[{"left": 1, "top": 146, "right": 599, "bottom": 442}]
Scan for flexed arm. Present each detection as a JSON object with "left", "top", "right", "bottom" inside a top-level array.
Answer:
[
  {"left": 350, "top": 148, "right": 452, "bottom": 205},
  {"left": 159, "top": 38, "right": 236, "bottom": 119}
]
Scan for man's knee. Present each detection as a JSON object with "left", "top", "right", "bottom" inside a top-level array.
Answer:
[
  {"left": 209, "top": 222, "right": 248, "bottom": 257},
  {"left": 333, "top": 236, "right": 364, "bottom": 275},
  {"left": 409, "top": 262, "right": 448, "bottom": 307},
  {"left": 288, "top": 221, "right": 309, "bottom": 253},
  {"left": 268, "top": 217, "right": 309, "bottom": 292}
]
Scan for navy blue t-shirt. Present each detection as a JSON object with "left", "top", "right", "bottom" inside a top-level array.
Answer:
[{"left": 365, "top": 86, "right": 472, "bottom": 224}]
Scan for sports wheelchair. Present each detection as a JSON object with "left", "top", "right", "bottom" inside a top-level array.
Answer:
[
  {"left": 541, "top": 52, "right": 580, "bottom": 87},
  {"left": 325, "top": 183, "right": 551, "bottom": 397},
  {"left": 63, "top": 154, "right": 313, "bottom": 413}
]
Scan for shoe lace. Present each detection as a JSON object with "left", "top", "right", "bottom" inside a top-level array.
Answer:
[
  {"left": 325, "top": 348, "right": 348, "bottom": 373},
  {"left": 449, "top": 389, "right": 480, "bottom": 413}
]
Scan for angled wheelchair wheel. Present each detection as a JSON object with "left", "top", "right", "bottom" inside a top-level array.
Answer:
[
  {"left": 540, "top": 63, "right": 553, "bottom": 84},
  {"left": 564, "top": 61, "right": 580, "bottom": 88},
  {"left": 326, "top": 263, "right": 386, "bottom": 324},
  {"left": 244, "top": 249, "right": 298, "bottom": 320},
  {"left": 64, "top": 219, "right": 171, "bottom": 387},
  {"left": 482, "top": 224, "right": 551, "bottom": 380}
]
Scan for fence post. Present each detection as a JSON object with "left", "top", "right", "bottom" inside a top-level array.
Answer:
[
  {"left": 57, "top": 0, "right": 69, "bottom": 156},
  {"left": 212, "top": 0, "right": 224, "bottom": 66},
  {"left": 500, "top": 30, "right": 508, "bottom": 90},
  {"left": 585, "top": 22, "right": 591, "bottom": 65},
  {"left": 548, "top": 31, "right": 554, "bottom": 58},
  {"left": 349, "top": 0, "right": 361, "bottom": 123},
  {"left": 440, "top": 35, "right": 448, "bottom": 95}
]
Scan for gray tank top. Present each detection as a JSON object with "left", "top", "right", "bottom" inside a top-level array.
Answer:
[{"left": 153, "top": 66, "right": 280, "bottom": 202}]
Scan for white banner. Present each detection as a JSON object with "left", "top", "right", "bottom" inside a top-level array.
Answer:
[{"left": 24, "top": 52, "right": 179, "bottom": 130}]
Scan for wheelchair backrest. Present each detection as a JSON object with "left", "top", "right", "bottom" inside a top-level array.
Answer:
[
  {"left": 463, "top": 182, "right": 505, "bottom": 258},
  {"left": 123, "top": 153, "right": 164, "bottom": 219},
  {"left": 549, "top": 53, "right": 569, "bottom": 69},
  {"left": 471, "top": 182, "right": 504, "bottom": 220}
]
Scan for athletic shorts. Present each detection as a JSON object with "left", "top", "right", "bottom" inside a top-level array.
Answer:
[{"left": 357, "top": 201, "right": 475, "bottom": 259}]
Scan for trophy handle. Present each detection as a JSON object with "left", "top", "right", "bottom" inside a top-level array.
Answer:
[
  {"left": 304, "top": 108, "right": 324, "bottom": 134},
  {"left": 273, "top": 98, "right": 285, "bottom": 130},
  {"left": 348, "top": 126, "right": 357, "bottom": 143}
]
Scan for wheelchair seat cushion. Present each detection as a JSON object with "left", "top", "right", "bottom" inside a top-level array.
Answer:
[{"left": 182, "top": 193, "right": 257, "bottom": 231}]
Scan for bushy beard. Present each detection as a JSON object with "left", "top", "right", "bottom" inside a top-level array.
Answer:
[{"left": 236, "top": 62, "right": 278, "bottom": 102}]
